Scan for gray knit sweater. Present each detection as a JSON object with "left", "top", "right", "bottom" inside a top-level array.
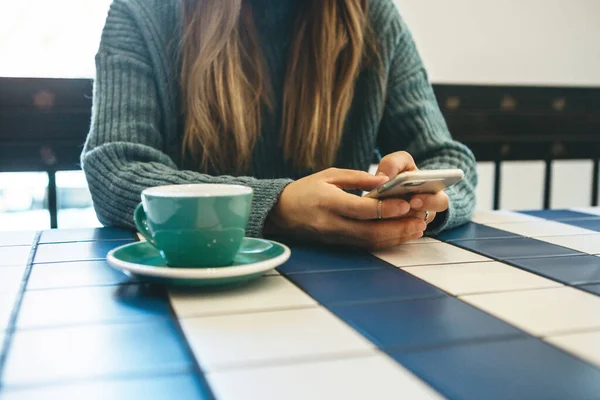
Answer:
[{"left": 82, "top": 0, "right": 477, "bottom": 237}]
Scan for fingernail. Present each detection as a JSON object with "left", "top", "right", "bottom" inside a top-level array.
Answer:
[
  {"left": 376, "top": 171, "right": 386, "bottom": 177},
  {"left": 410, "top": 198, "right": 423, "bottom": 209}
]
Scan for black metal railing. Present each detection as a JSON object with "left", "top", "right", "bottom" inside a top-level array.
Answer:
[
  {"left": 433, "top": 84, "right": 600, "bottom": 209},
  {"left": 1, "top": 77, "right": 600, "bottom": 228}
]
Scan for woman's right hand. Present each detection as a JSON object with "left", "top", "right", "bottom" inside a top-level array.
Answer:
[{"left": 264, "top": 168, "right": 428, "bottom": 249}]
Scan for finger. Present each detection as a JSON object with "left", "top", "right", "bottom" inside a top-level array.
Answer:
[
  {"left": 327, "top": 190, "right": 410, "bottom": 220},
  {"left": 405, "top": 209, "right": 426, "bottom": 218},
  {"left": 405, "top": 210, "right": 436, "bottom": 222},
  {"left": 370, "top": 231, "right": 425, "bottom": 250},
  {"left": 379, "top": 198, "right": 411, "bottom": 220},
  {"left": 425, "top": 211, "right": 437, "bottom": 225},
  {"left": 343, "top": 217, "right": 427, "bottom": 244},
  {"left": 375, "top": 151, "right": 418, "bottom": 179},
  {"left": 319, "top": 229, "right": 423, "bottom": 250},
  {"left": 324, "top": 168, "right": 389, "bottom": 191},
  {"left": 409, "top": 191, "right": 449, "bottom": 212}
]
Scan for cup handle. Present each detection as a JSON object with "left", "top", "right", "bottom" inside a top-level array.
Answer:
[{"left": 133, "top": 203, "right": 155, "bottom": 246}]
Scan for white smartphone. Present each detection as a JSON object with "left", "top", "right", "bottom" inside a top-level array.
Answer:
[{"left": 364, "top": 169, "right": 464, "bottom": 200}]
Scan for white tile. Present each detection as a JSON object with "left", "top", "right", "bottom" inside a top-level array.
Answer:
[
  {"left": 1, "top": 375, "right": 204, "bottom": 400},
  {"left": 170, "top": 276, "right": 317, "bottom": 318},
  {"left": 0, "top": 246, "right": 30, "bottom": 267},
  {"left": 486, "top": 220, "right": 595, "bottom": 237},
  {"left": 500, "top": 161, "right": 545, "bottom": 210},
  {"left": 1, "top": 292, "right": 17, "bottom": 331},
  {"left": 471, "top": 210, "right": 539, "bottom": 224},
  {"left": 537, "top": 235, "right": 600, "bottom": 254},
  {"left": 0, "top": 266, "right": 25, "bottom": 293},
  {"left": 207, "top": 353, "right": 443, "bottom": 400},
  {"left": 545, "top": 330, "right": 600, "bottom": 367},
  {"left": 475, "top": 162, "right": 494, "bottom": 211},
  {"left": 551, "top": 160, "right": 594, "bottom": 209},
  {"left": 264, "top": 268, "right": 281, "bottom": 276},
  {"left": 403, "top": 261, "right": 561, "bottom": 296},
  {"left": 180, "top": 307, "right": 374, "bottom": 372},
  {"left": 373, "top": 242, "right": 489, "bottom": 268},
  {"left": 0, "top": 231, "right": 36, "bottom": 247},
  {"left": 406, "top": 237, "right": 440, "bottom": 244},
  {"left": 462, "top": 287, "right": 600, "bottom": 336}
]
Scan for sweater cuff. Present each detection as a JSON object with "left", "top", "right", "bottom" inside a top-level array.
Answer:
[{"left": 245, "top": 178, "right": 293, "bottom": 238}]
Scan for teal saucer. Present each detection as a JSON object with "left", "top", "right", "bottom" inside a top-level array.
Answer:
[{"left": 106, "top": 238, "right": 290, "bottom": 287}]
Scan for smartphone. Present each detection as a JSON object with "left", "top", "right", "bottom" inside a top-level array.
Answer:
[{"left": 364, "top": 169, "right": 464, "bottom": 200}]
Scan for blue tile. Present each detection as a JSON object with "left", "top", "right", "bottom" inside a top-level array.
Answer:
[
  {"left": 17, "top": 284, "right": 170, "bottom": 328},
  {"left": 2, "top": 374, "right": 213, "bottom": 400},
  {"left": 435, "top": 223, "right": 519, "bottom": 242},
  {"left": 520, "top": 209, "right": 600, "bottom": 221},
  {"left": 578, "top": 283, "right": 600, "bottom": 296},
  {"left": 28, "top": 260, "right": 134, "bottom": 290},
  {"left": 288, "top": 268, "right": 445, "bottom": 306},
  {"left": 3, "top": 320, "right": 194, "bottom": 386},
  {"left": 40, "top": 228, "right": 135, "bottom": 244},
  {"left": 278, "top": 243, "right": 391, "bottom": 274},
  {"left": 332, "top": 297, "right": 523, "bottom": 351},
  {"left": 559, "top": 218, "right": 600, "bottom": 232},
  {"left": 34, "top": 240, "right": 134, "bottom": 264},
  {"left": 506, "top": 255, "right": 600, "bottom": 285},
  {"left": 451, "top": 237, "right": 579, "bottom": 260},
  {"left": 0, "top": 246, "right": 32, "bottom": 267},
  {"left": 392, "top": 338, "right": 600, "bottom": 400},
  {"left": 0, "top": 231, "right": 36, "bottom": 247}
]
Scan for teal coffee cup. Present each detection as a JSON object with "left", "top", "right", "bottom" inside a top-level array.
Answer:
[{"left": 134, "top": 184, "right": 253, "bottom": 268}]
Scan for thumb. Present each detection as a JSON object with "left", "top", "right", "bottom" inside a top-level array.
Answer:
[
  {"left": 326, "top": 169, "right": 389, "bottom": 191},
  {"left": 376, "top": 151, "right": 418, "bottom": 179}
]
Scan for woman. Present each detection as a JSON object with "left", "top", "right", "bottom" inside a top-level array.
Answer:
[{"left": 82, "top": 0, "right": 477, "bottom": 249}]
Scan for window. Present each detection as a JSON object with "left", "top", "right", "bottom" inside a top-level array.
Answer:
[
  {"left": 0, "top": 172, "right": 49, "bottom": 231},
  {"left": 56, "top": 171, "right": 101, "bottom": 229},
  {"left": 0, "top": 0, "right": 112, "bottom": 78},
  {"left": 0, "top": 1, "right": 111, "bottom": 230},
  {"left": 0, "top": 171, "right": 102, "bottom": 231}
]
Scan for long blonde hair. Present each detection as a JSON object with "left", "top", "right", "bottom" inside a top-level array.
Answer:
[{"left": 180, "top": 0, "right": 378, "bottom": 173}]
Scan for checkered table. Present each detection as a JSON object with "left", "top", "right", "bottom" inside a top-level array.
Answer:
[{"left": 1, "top": 208, "right": 600, "bottom": 399}]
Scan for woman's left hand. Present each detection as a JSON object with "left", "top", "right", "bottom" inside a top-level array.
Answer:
[{"left": 375, "top": 151, "right": 450, "bottom": 226}]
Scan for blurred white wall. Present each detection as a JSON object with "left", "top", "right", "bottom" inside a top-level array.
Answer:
[
  {"left": 394, "top": 0, "right": 600, "bottom": 86},
  {"left": 394, "top": 0, "right": 600, "bottom": 209}
]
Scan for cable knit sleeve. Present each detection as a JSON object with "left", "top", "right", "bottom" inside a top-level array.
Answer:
[
  {"left": 81, "top": 1, "right": 291, "bottom": 237},
  {"left": 376, "top": 10, "right": 477, "bottom": 233}
]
